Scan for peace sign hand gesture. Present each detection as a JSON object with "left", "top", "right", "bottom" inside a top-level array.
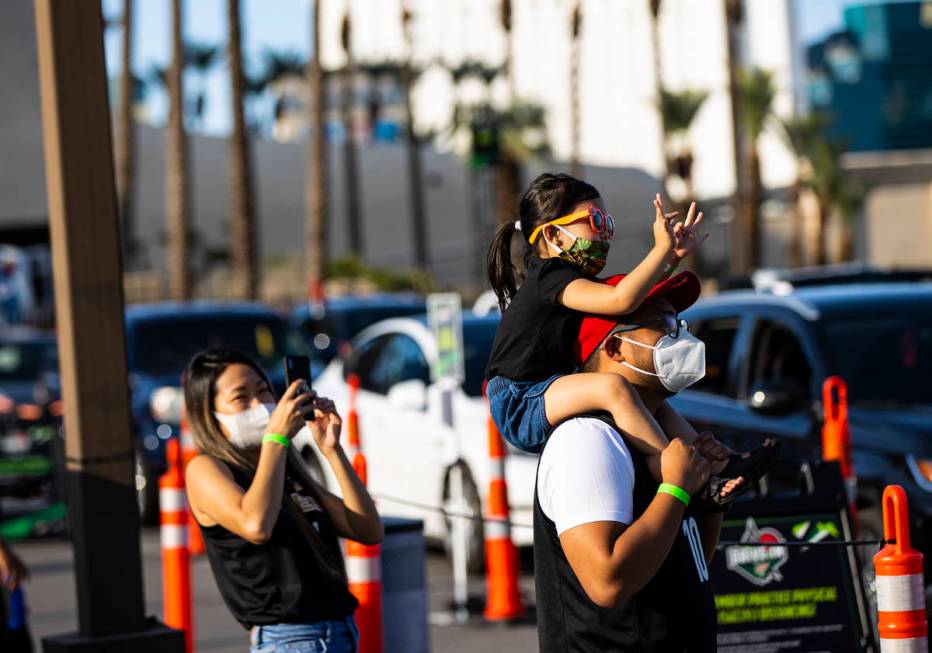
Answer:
[{"left": 671, "top": 201, "right": 710, "bottom": 263}]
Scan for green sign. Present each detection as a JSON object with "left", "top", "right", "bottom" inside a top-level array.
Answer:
[{"left": 427, "top": 293, "right": 465, "bottom": 383}]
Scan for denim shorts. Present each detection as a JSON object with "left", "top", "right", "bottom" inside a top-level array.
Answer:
[
  {"left": 250, "top": 618, "right": 358, "bottom": 653},
  {"left": 487, "top": 374, "right": 562, "bottom": 454}
]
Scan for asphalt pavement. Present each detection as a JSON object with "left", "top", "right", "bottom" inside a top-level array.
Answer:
[{"left": 19, "top": 530, "right": 539, "bottom": 652}]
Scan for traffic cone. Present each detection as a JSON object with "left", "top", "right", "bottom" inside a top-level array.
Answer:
[
  {"left": 346, "top": 374, "right": 366, "bottom": 482},
  {"left": 160, "top": 437, "right": 193, "bottom": 653},
  {"left": 822, "top": 376, "right": 857, "bottom": 522},
  {"left": 483, "top": 393, "right": 525, "bottom": 621},
  {"left": 346, "top": 538, "right": 383, "bottom": 653},
  {"left": 179, "top": 410, "right": 205, "bottom": 556},
  {"left": 873, "top": 485, "right": 927, "bottom": 652}
]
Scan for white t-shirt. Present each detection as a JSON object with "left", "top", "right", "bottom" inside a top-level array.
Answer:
[{"left": 538, "top": 417, "right": 636, "bottom": 535}]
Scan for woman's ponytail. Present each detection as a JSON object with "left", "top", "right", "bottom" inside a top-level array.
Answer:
[{"left": 486, "top": 221, "right": 522, "bottom": 312}]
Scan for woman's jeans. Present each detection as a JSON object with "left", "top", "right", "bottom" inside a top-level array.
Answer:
[{"left": 249, "top": 618, "right": 359, "bottom": 653}]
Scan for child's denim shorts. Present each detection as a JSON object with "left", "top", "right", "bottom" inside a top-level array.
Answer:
[{"left": 487, "top": 374, "right": 562, "bottom": 454}]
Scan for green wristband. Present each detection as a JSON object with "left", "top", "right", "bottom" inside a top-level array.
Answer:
[
  {"left": 657, "top": 482, "right": 690, "bottom": 507},
  {"left": 262, "top": 433, "right": 290, "bottom": 448}
]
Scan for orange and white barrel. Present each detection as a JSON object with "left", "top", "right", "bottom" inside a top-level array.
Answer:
[
  {"left": 874, "top": 485, "right": 927, "bottom": 652},
  {"left": 346, "top": 539, "right": 383, "bottom": 653}
]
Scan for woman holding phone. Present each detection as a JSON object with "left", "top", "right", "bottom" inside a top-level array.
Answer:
[{"left": 184, "top": 348, "right": 381, "bottom": 653}]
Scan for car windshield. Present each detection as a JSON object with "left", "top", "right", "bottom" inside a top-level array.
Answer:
[
  {"left": 131, "top": 315, "right": 310, "bottom": 377},
  {"left": 462, "top": 319, "right": 498, "bottom": 397},
  {"left": 0, "top": 341, "right": 58, "bottom": 382},
  {"left": 819, "top": 311, "right": 932, "bottom": 406}
]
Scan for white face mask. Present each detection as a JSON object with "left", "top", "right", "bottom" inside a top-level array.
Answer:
[
  {"left": 214, "top": 403, "right": 277, "bottom": 449},
  {"left": 617, "top": 331, "right": 706, "bottom": 393}
]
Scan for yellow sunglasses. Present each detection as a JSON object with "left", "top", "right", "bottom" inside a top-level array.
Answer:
[{"left": 528, "top": 205, "right": 616, "bottom": 244}]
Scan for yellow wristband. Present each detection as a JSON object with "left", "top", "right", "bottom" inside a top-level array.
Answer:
[
  {"left": 657, "top": 482, "right": 690, "bottom": 507},
  {"left": 262, "top": 433, "right": 290, "bottom": 448}
]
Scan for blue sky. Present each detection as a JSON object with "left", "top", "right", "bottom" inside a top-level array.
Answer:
[{"left": 100, "top": 0, "right": 891, "bottom": 136}]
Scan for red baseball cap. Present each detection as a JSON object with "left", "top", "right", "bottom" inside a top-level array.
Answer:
[{"left": 573, "top": 271, "right": 701, "bottom": 365}]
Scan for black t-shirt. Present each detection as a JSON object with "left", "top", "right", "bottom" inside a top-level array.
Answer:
[
  {"left": 200, "top": 462, "right": 358, "bottom": 628},
  {"left": 486, "top": 257, "right": 586, "bottom": 381},
  {"left": 534, "top": 414, "right": 717, "bottom": 652}
]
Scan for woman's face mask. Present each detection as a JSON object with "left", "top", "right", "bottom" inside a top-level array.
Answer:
[
  {"left": 616, "top": 330, "right": 706, "bottom": 393},
  {"left": 214, "top": 403, "right": 277, "bottom": 449},
  {"left": 544, "top": 224, "right": 610, "bottom": 276}
]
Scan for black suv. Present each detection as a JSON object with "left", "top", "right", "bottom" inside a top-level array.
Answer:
[{"left": 670, "top": 282, "right": 932, "bottom": 576}]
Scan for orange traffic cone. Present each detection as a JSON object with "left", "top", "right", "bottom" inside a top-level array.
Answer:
[
  {"left": 873, "top": 485, "right": 927, "bottom": 652},
  {"left": 822, "top": 376, "right": 857, "bottom": 523},
  {"left": 483, "top": 395, "right": 525, "bottom": 621},
  {"left": 161, "top": 438, "right": 193, "bottom": 653},
  {"left": 346, "top": 538, "right": 383, "bottom": 653},
  {"left": 346, "top": 374, "right": 366, "bottom": 481},
  {"left": 179, "top": 411, "right": 205, "bottom": 556}
]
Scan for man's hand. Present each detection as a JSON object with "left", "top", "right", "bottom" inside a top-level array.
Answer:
[
  {"left": 660, "top": 438, "right": 711, "bottom": 497},
  {"left": 0, "top": 539, "right": 29, "bottom": 590}
]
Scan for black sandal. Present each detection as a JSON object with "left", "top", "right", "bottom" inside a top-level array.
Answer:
[{"left": 701, "top": 438, "right": 781, "bottom": 512}]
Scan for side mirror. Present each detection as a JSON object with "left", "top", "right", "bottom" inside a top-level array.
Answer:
[
  {"left": 748, "top": 380, "right": 804, "bottom": 416},
  {"left": 387, "top": 379, "right": 428, "bottom": 412}
]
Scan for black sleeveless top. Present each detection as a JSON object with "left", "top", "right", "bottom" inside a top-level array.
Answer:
[
  {"left": 199, "top": 461, "right": 359, "bottom": 628},
  {"left": 534, "top": 415, "right": 717, "bottom": 652}
]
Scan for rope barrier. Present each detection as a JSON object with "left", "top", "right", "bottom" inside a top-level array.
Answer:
[{"left": 374, "top": 493, "right": 888, "bottom": 552}]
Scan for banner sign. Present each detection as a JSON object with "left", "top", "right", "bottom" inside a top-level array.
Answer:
[{"left": 427, "top": 293, "right": 464, "bottom": 383}]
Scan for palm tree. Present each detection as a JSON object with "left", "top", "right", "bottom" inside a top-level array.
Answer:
[
  {"left": 401, "top": 5, "right": 429, "bottom": 270},
  {"left": 262, "top": 49, "right": 306, "bottom": 139},
  {"left": 341, "top": 12, "right": 364, "bottom": 256},
  {"left": 114, "top": 0, "right": 137, "bottom": 269},
  {"left": 496, "top": 0, "right": 522, "bottom": 225},
  {"left": 723, "top": 0, "right": 747, "bottom": 274},
  {"left": 649, "top": 0, "right": 669, "bottom": 192},
  {"left": 659, "top": 88, "right": 708, "bottom": 204},
  {"left": 227, "top": 0, "right": 258, "bottom": 299},
  {"left": 779, "top": 112, "right": 829, "bottom": 267},
  {"left": 737, "top": 67, "right": 776, "bottom": 268},
  {"left": 569, "top": 2, "right": 582, "bottom": 177},
  {"left": 166, "top": 0, "right": 191, "bottom": 300},
  {"left": 184, "top": 42, "right": 219, "bottom": 129},
  {"left": 305, "top": 0, "right": 328, "bottom": 302},
  {"left": 808, "top": 137, "right": 863, "bottom": 264}
]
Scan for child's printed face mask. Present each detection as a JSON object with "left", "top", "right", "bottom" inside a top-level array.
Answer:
[{"left": 544, "top": 224, "right": 610, "bottom": 276}]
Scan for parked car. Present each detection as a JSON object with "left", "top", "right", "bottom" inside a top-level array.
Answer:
[
  {"left": 295, "top": 311, "right": 537, "bottom": 572},
  {"left": 671, "top": 281, "right": 932, "bottom": 592},
  {"left": 0, "top": 328, "right": 64, "bottom": 535},
  {"left": 126, "top": 302, "right": 316, "bottom": 521},
  {"left": 292, "top": 294, "right": 426, "bottom": 366}
]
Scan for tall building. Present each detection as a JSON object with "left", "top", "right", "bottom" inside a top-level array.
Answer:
[{"left": 806, "top": 1, "right": 932, "bottom": 151}]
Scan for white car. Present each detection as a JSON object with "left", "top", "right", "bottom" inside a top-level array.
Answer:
[{"left": 293, "top": 311, "right": 537, "bottom": 571}]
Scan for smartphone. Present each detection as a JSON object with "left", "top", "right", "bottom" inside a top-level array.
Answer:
[{"left": 283, "top": 355, "right": 312, "bottom": 394}]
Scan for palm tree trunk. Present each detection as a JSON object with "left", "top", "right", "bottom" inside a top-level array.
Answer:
[
  {"left": 343, "top": 71, "right": 363, "bottom": 257},
  {"left": 747, "top": 142, "right": 762, "bottom": 268},
  {"left": 401, "top": 10, "right": 428, "bottom": 271},
  {"left": 227, "top": 0, "right": 258, "bottom": 300},
  {"left": 838, "top": 219, "right": 855, "bottom": 263},
  {"left": 724, "top": 0, "right": 747, "bottom": 275},
  {"left": 569, "top": 3, "right": 582, "bottom": 177},
  {"left": 787, "top": 180, "right": 802, "bottom": 267},
  {"left": 649, "top": 0, "right": 669, "bottom": 194},
  {"left": 495, "top": 160, "right": 521, "bottom": 226},
  {"left": 167, "top": 0, "right": 191, "bottom": 300},
  {"left": 815, "top": 197, "right": 830, "bottom": 266},
  {"left": 115, "top": 0, "right": 136, "bottom": 270},
  {"left": 306, "top": 0, "right": 328, "bottom": 300}
]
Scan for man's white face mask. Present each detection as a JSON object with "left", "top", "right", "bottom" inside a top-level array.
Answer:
[
  {"left": 214, "top": 403, "right": 277, "bottom": 449},
  {"left": 612, "top": 324, "right": 706, "bottom": 394}
]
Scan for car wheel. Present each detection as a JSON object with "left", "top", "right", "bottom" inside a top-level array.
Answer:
[
  {"left": 135, "top": 450, "right": 159, "bottom": 526},
  {"left": 442, "top": 461, "right": 485, "bottom": 575},
  {"left": 857, "top": 504, "right": 882, "bottom": 647}
]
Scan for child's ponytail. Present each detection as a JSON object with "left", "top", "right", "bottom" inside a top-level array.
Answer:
[{"left": 487, "top": 220, "right": 522, "bottom": 312}]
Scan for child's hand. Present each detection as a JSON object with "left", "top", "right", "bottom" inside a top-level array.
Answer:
[
  {"left": 671, "top": 201, "right": 710, "bottom": 263},
  {"left": 652, "top": 194, "right": 677, "bottom": 253}
]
